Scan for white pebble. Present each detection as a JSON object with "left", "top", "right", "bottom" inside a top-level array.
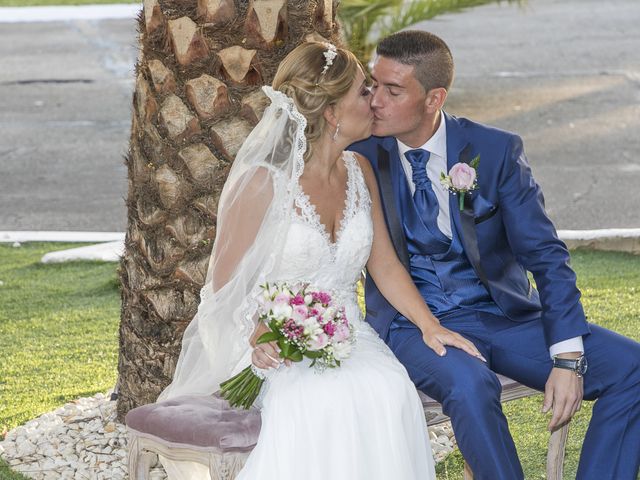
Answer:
[{"left": 16, "top": 440, "right": 37, "bottom": 457}]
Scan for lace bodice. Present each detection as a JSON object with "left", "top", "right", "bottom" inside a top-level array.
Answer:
[{"left": 269, "top": 151, "right": 373, "bottom": 306}]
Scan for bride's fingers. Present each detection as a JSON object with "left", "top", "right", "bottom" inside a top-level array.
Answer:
[
  {"left": 251, "top": 350, "right": 270, "bottom": 369},
  {"left": 460, "top": 339, "right": 485, "bottom": 361},
  {"left": 251, "top": 349, "right": 270, "bottom": 369},
  {"left": 262, "top": 342, "right": 282, "bottom": 361},
  {"left": 423, "top": 336, "right": 446, "bottom": 357},
  {"left": 443, "top": 335, "right": 486, "bottom": 362},
  {"left": 253, "top": 347, "right": 280, "bottom": 369}
]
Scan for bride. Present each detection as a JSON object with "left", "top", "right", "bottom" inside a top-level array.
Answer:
[{"left": 158, "top": 41, "right": 482, "bottom": 479}]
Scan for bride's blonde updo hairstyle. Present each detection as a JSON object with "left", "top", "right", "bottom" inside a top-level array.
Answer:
[{"left": 272, "top": 42, "right": 364, "bottom": 161}]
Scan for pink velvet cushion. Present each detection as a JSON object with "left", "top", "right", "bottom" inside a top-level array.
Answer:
[{"left": 125, "top": 394, "right": 261, "bottom": 453}]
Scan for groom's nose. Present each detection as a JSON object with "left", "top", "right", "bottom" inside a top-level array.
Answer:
[{"left": 370, "top": 89, "right": 383, "bottom": 109}]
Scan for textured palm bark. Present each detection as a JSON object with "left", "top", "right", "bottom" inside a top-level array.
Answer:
[{"left": 118, "top": 0, "right": 340, "bottom": 420}]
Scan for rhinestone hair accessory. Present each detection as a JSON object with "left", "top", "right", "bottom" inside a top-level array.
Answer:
[{"left": 320, "top": 42, "right": 338, "bottom": 76}]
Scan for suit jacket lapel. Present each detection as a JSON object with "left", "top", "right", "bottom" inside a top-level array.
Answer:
[
  {"left": 445, "top": 112, "right": 468, "bottom": 242},
  {"left": 444, "top": 113, "right": 490, "bottom": 289},
  {"left": 376, "top": 139, "right": 410, "bottom": 270}
]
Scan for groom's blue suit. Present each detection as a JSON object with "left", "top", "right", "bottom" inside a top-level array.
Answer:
[{"left": 351, "top": 112, "right": 640, "bottom": 480}]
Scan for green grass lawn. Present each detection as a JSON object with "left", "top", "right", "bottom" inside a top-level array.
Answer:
[
  {"left": 0, "top": 244, "right": 638, "bottom": 479},
  {"left": 0, "top": 0, "right": 137, "bottom": 6},
  {"left": 0, "top": 242, "right": 120, "bottom": 479}
]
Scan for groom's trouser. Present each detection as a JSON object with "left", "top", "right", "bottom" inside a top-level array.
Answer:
[{"left": 387, "top": 311, "right": 640, "bottom": 480}]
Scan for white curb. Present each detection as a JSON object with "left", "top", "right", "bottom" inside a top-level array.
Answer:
[
  {"left": 0, "top": 231, "right": 124, "bottom": 243},
  {"left": 0, "top": 4, "right": 141, "bottom": 23},
  {"left": 557, "top": 228, "right": 640, "bottom": 240},
  {"left": 558, "top": 229, "right": 640, "bottom": 255},
  {"left": 40, "top": 241, "right": 124, "bottom": 263},
  {"left": 2, "top": 229, "right": 639, "bottom": 264}
]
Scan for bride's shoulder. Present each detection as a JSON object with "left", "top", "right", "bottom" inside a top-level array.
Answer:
[
  {"left": 344, "top": 150, "right": 378, "bottom": 201},
  {"left": 346, "top": 150, "right": 375, "bottom": 182}
]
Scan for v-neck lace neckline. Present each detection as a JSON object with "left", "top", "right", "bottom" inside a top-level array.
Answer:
[{"left": 294, "top": 152, "right": 357, "bottom": 249}]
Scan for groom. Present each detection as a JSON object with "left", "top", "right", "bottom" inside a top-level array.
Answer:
[{"left": 351, "top": 30, "right": 640, "bottom": 479}]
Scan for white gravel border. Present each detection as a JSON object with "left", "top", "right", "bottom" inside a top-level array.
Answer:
[{"left": 0, "top": 392, "right": 456, "bottom": 479}]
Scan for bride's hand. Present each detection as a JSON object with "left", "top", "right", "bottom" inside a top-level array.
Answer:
[
  {"left": 421, "top": 323, "right": 486, "bottom": 362},
  {"left": 252, "top": 342, "right": 282, "bottom": 370},
  {"left": 250, "top": 322, "right": 291, "bottom": 369}
]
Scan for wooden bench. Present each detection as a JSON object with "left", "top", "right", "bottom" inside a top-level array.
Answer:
[{"left": 126, "top": 377, "right": 569, "bottom": 479}]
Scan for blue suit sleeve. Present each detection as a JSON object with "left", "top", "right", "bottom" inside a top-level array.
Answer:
[{"left": 498, "top": 135, "right": 590, "bottom": 346}]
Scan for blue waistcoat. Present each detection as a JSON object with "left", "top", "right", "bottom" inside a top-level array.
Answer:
[{"left": 395, "top": 166, "right": 502, "bottom": 320}]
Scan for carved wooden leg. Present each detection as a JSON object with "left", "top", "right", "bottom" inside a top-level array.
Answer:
[
  {"left": 208, "top": 452, "right": 225, "bottom": 480},
  {"left": 127, "top": 435, "right": 141, "bottom": 480},
  {"left": 209, "top": 451, "right": 250, "bottom": 480},
  {"left": 139, "top": 451, "right": 157, "bottom": 480},
  {"left": 127, "top": 434, "right": 154, "bottom": 480},
  {"left": 547, "top": 421, "right": 570, "bottom": 480},
  {"left": 463, "top": 460, "right": 474, "bottom": 479}
]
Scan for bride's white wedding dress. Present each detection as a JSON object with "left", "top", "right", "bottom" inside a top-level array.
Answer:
[{"left": 235, "top": 151, "right": 435, "bottom": 479}]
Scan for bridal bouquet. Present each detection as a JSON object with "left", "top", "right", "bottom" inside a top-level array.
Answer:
[{"left": 219, "top": 282, "right": 355, "bottom": 409}]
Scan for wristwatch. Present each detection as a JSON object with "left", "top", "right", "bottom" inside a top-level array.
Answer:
[{"left": 552, "top": 354, "right": 588, "bottom": 377}]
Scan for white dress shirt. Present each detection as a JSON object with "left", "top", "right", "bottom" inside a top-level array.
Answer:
[{"left": 395, "top": 112, "right": 583, "bottom": 358}]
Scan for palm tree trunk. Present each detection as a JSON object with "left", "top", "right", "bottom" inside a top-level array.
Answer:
[{"left": 117, "top": 0, "right": 339, "bottom": 420}]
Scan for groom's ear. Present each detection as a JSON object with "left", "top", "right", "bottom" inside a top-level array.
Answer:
[{"left": 424, "top": 87, "right": 447, "bottom": 114}]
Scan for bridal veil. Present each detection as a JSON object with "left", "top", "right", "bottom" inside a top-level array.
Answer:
[{"left": 158, "top": 86, "right": 308, "bottom": 402}]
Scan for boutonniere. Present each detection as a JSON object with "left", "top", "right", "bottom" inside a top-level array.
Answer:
[{"left": 440, "top": 155, "right": 480, "bottom": 211}]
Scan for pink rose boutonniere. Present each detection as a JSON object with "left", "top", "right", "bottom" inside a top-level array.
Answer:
[{"left": 440, "top": 155, "right": 480, "bottom": 210}]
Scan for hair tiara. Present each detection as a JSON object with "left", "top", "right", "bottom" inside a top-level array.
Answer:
[{"left": 319, "top": 42, "right": 338, "bottom": 76}]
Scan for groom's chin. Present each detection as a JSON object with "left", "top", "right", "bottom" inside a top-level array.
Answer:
[{"left": 371, "top": 122, "right": 388, "bottom": 137}]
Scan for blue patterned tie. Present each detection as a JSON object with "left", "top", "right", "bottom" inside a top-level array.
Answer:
[
  {"left": 405, "top": 149, "right": 441, "bottom": 233},
  {"left": 400, "top": 149, "right": 451, "bottom": 248}
]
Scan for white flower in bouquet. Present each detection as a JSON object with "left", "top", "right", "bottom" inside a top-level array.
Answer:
[
  {"left": 302, "top": 316, "right": 323, "bottom": 337},
  {"left": 322, "top": 306, "right": 337, "bottom": 324},
  {"left": 332, "top": 341, "right": 353, "bottom": 360}
]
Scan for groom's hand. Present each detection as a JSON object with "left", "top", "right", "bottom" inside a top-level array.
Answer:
[
  {"left": 421, "top": 323, "right": 486, "bottom": 362},
  {"left": 543, "top": 353, "right": 584, "bottom": 431}
]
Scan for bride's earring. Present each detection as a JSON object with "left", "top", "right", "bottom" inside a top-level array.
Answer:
[{"left": 332, "top": 122, "right": 340, "bottom": 142}]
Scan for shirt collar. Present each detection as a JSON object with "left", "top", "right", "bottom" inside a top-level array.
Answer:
[{"left": 396, "top": 111, "right": 447, "bottom": 160}]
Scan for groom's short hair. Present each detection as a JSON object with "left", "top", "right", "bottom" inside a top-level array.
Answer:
[{"left": 377, "top": 30, "right": 454, "bottom": 93}]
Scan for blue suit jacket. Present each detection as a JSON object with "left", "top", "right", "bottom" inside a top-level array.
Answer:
[{"left": 350, "top": 112, "right": 590, "bottom": 347}]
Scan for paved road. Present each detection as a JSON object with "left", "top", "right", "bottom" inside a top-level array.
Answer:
[
  {"left": 0, "top": 15, "right": 136, "bottom": 232},
  {"left": 422, "top": 0, "right": 640, "bottom": 230},
  {"left": 1, "top": 0, "right": 639, "bottom": 232}
]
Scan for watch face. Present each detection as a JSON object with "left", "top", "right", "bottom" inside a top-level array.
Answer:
[{"left": 577, "top": 356, "right": 588, "bottom": 375}]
